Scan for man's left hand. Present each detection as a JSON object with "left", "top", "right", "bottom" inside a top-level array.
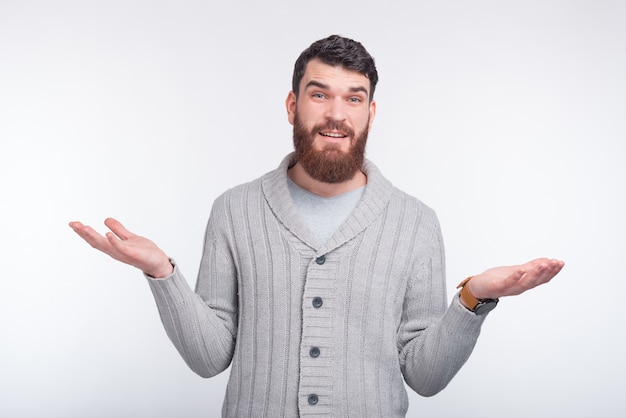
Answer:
[{"left": 465, "top": 258, "right": 565, "bottom": 300}]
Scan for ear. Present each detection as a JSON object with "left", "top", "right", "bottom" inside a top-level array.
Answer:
[
  {"left": 286, "top": 91, "right": 297, "bottom": 125},
  {"left": 368, "top": 99, "right": 377, "bottom": 130}
]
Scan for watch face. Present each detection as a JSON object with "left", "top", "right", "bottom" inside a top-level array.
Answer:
[{"left": 474, "top": 299, "right": 498, "bottom": 315}]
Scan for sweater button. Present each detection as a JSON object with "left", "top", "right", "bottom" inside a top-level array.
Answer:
[
  {"left": 308, "top": 394, "right": 319, "bottom": 405},
  {"left": 315, "top": 255, "right": 325, "bottom": 265},
  {"left": 312, "top": 297, "right": 323, "bottom": 308},
  {"left": 309, "top": 347, "right": 320, "bottom": 358}
]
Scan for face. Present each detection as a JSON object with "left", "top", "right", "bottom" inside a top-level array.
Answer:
[{"left": 286, "top": 59, "right": 376, "bottom": 183}]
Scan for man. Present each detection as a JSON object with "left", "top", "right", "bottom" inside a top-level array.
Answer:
[{"left": 70, "top": 35, "right": 564, "bottom": 417}]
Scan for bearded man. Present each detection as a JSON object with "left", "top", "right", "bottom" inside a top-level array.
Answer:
[{"left": 70, "top": 35, "right": 563, "bottom": 417}]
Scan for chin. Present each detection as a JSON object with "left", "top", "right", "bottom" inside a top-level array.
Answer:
[{"left": 315, "top": 141, "right": 348, "bottom": 153}]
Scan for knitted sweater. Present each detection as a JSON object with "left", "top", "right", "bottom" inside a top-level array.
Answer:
[{"left": 147, "top": 153, "right": 486, "bottom": 417}]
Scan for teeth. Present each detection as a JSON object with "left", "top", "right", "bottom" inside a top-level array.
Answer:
[{"left": 321, "top": 132, "right": 345, "bottom": 138}]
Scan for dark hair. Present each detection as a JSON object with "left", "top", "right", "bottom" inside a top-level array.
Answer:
[{"left": 292, "top": 35, "right": 378, "bottom": 101}]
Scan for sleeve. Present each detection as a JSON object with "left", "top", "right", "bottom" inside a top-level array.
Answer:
[
  {"left": 398, "top": 217, "right": 487, "bottom": 397},
  {"left": 146, "top": 201, "right": 238, "bottom": 378}
]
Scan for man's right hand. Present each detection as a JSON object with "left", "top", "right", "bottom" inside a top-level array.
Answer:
[{"left": 69, "top": 218, "right": 174, "bottom": 279}]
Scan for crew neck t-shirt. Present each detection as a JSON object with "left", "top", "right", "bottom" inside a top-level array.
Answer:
[{"left": 287, "top": 178, "right": 365, "bottom": 244}]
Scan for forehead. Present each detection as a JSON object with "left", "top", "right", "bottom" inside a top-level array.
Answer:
[{"left": 301, "top": 59, "right": 370, "bottom": 94}]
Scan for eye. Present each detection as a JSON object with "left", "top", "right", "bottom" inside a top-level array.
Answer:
[
  {"left": 348, "top": 97, "right": 363, "bottom": 103},
  {"left": 312, "top": 93, "right": 326, "bottom": 99}
]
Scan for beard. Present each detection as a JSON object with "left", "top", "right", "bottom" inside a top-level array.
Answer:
[{"left": 292, "top": 111, "right": 369, "bottom": 184}]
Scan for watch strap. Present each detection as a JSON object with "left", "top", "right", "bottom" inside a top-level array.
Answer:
[
  {"left": 457, "top": 276, "right": 480, "bottom": 310},
  {"left": 457, "top": 276, "right": 499, "bottom": 315}
]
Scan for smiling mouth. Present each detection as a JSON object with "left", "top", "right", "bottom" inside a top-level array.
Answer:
[{"left": 319, "top": 131, "right": 347, "bottom": 139}]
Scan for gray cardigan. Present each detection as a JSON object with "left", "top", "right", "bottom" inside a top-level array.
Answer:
[{"left": 147, "top": 154, "right": 485, "bottom": 417}]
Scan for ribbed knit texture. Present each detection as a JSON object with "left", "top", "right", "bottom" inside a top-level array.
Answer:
[{"left": 147, "top": 153, "right": 486, "bottom": 417}]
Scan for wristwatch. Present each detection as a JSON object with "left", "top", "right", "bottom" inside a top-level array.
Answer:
[{"left": 457, "top": 276, "right": 499, "bottom": 315}]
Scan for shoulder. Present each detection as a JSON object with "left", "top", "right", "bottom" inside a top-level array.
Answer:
[
  {"left": 391, "top": 188, "right": 438, "bottom": 221},
  {"left": 210, "top": 154, "right": 291, "bottom": 216},
  {"left": 364, "top": 159, "right": 439, "bottom": 225},
  {"left": 210, "top": 175, "right": 264, "bottom": 216}
]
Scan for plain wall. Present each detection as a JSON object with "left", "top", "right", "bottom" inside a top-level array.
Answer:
[{"left": 1, "top": 0, "right": 624, "bottom": 416}]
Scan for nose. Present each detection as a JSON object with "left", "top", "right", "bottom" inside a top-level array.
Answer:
[{"left": 324, "top": 97, "right": 347, "bottom": 122}]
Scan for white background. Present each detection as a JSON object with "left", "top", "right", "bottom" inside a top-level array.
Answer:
[{"left": 1, "top": 1, "right": 624, "bottom": 417}]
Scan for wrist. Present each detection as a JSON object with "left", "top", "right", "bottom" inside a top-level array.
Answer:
[
  {"left": 457, "top": 276, "right": 499, "bottom": 315},
  {"left": 146, "top": 259, "right": 174, "bottom": 279}
]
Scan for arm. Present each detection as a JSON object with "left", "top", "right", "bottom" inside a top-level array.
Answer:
[
  {"left": 398, "top": 221, "right": 565, "bottom": 396},
  {"left": 69, "top": 217, "right": 237, "bottom": 377},
  {"left": 146, "top": 212, "right": 238, "bottom": 377},
  {"left": 398, "top": 223, "right": 485, "bottom": 397}
]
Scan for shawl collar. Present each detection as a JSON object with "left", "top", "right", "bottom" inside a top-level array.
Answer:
[{"left": 261, "top": 153, "right": 393, "bottom": 255}]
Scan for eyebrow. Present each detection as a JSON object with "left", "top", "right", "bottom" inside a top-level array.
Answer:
[{"left": 304, "top": 80, "right": 369, "bottom": 96}]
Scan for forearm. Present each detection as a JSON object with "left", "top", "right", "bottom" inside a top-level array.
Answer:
[
  {"left": 146, "top": 264, "right": 235, "bottom": 378},
  {"left": 400, "top": 295, "right": 485, "bottom": 396}
]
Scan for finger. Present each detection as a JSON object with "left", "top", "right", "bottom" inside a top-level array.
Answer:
[
  {"left": 68, "top": 221, "right": 84, "bottom": 230},
  {"left": 71, "top": 222, "right": 116, "bottom": 253},
  {"left": 105, "top": 231, "right": 149, "bottom": 269},
  {"left": 550, "top": 259, "right": 565, "bottom": 271},
  {"left": 523, "top": 259, "right": 563, "bottom": 278},
  {"left": 104, "top": 217, "right": 134, "bottom": 240},
  {"left": 105, "top": 231, "right": 129, "bottom": 254},
  {"left": 536, "top": 259, "right": 563, "bottom": 275},
  {"left": 539, "top": 260, "right": 564, "bottom": 281},
  {"left": 523, "top": 258, "right": 551, "bottom": 270},
  {"left": 518, "top": 261, "right": 562, "bottom": 289}
]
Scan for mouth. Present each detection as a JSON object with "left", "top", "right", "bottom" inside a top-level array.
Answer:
[{"left": 319, "top": 131, "right": 348, "bottom": 141}]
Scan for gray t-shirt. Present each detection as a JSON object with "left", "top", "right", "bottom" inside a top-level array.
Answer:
[{"left": 287, "top": 177, "right": 365, "bottom": 244}]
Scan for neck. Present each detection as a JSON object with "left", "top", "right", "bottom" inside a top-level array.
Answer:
[{"left": 288, "top": 162, "right": 367, "bottom": 198}]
